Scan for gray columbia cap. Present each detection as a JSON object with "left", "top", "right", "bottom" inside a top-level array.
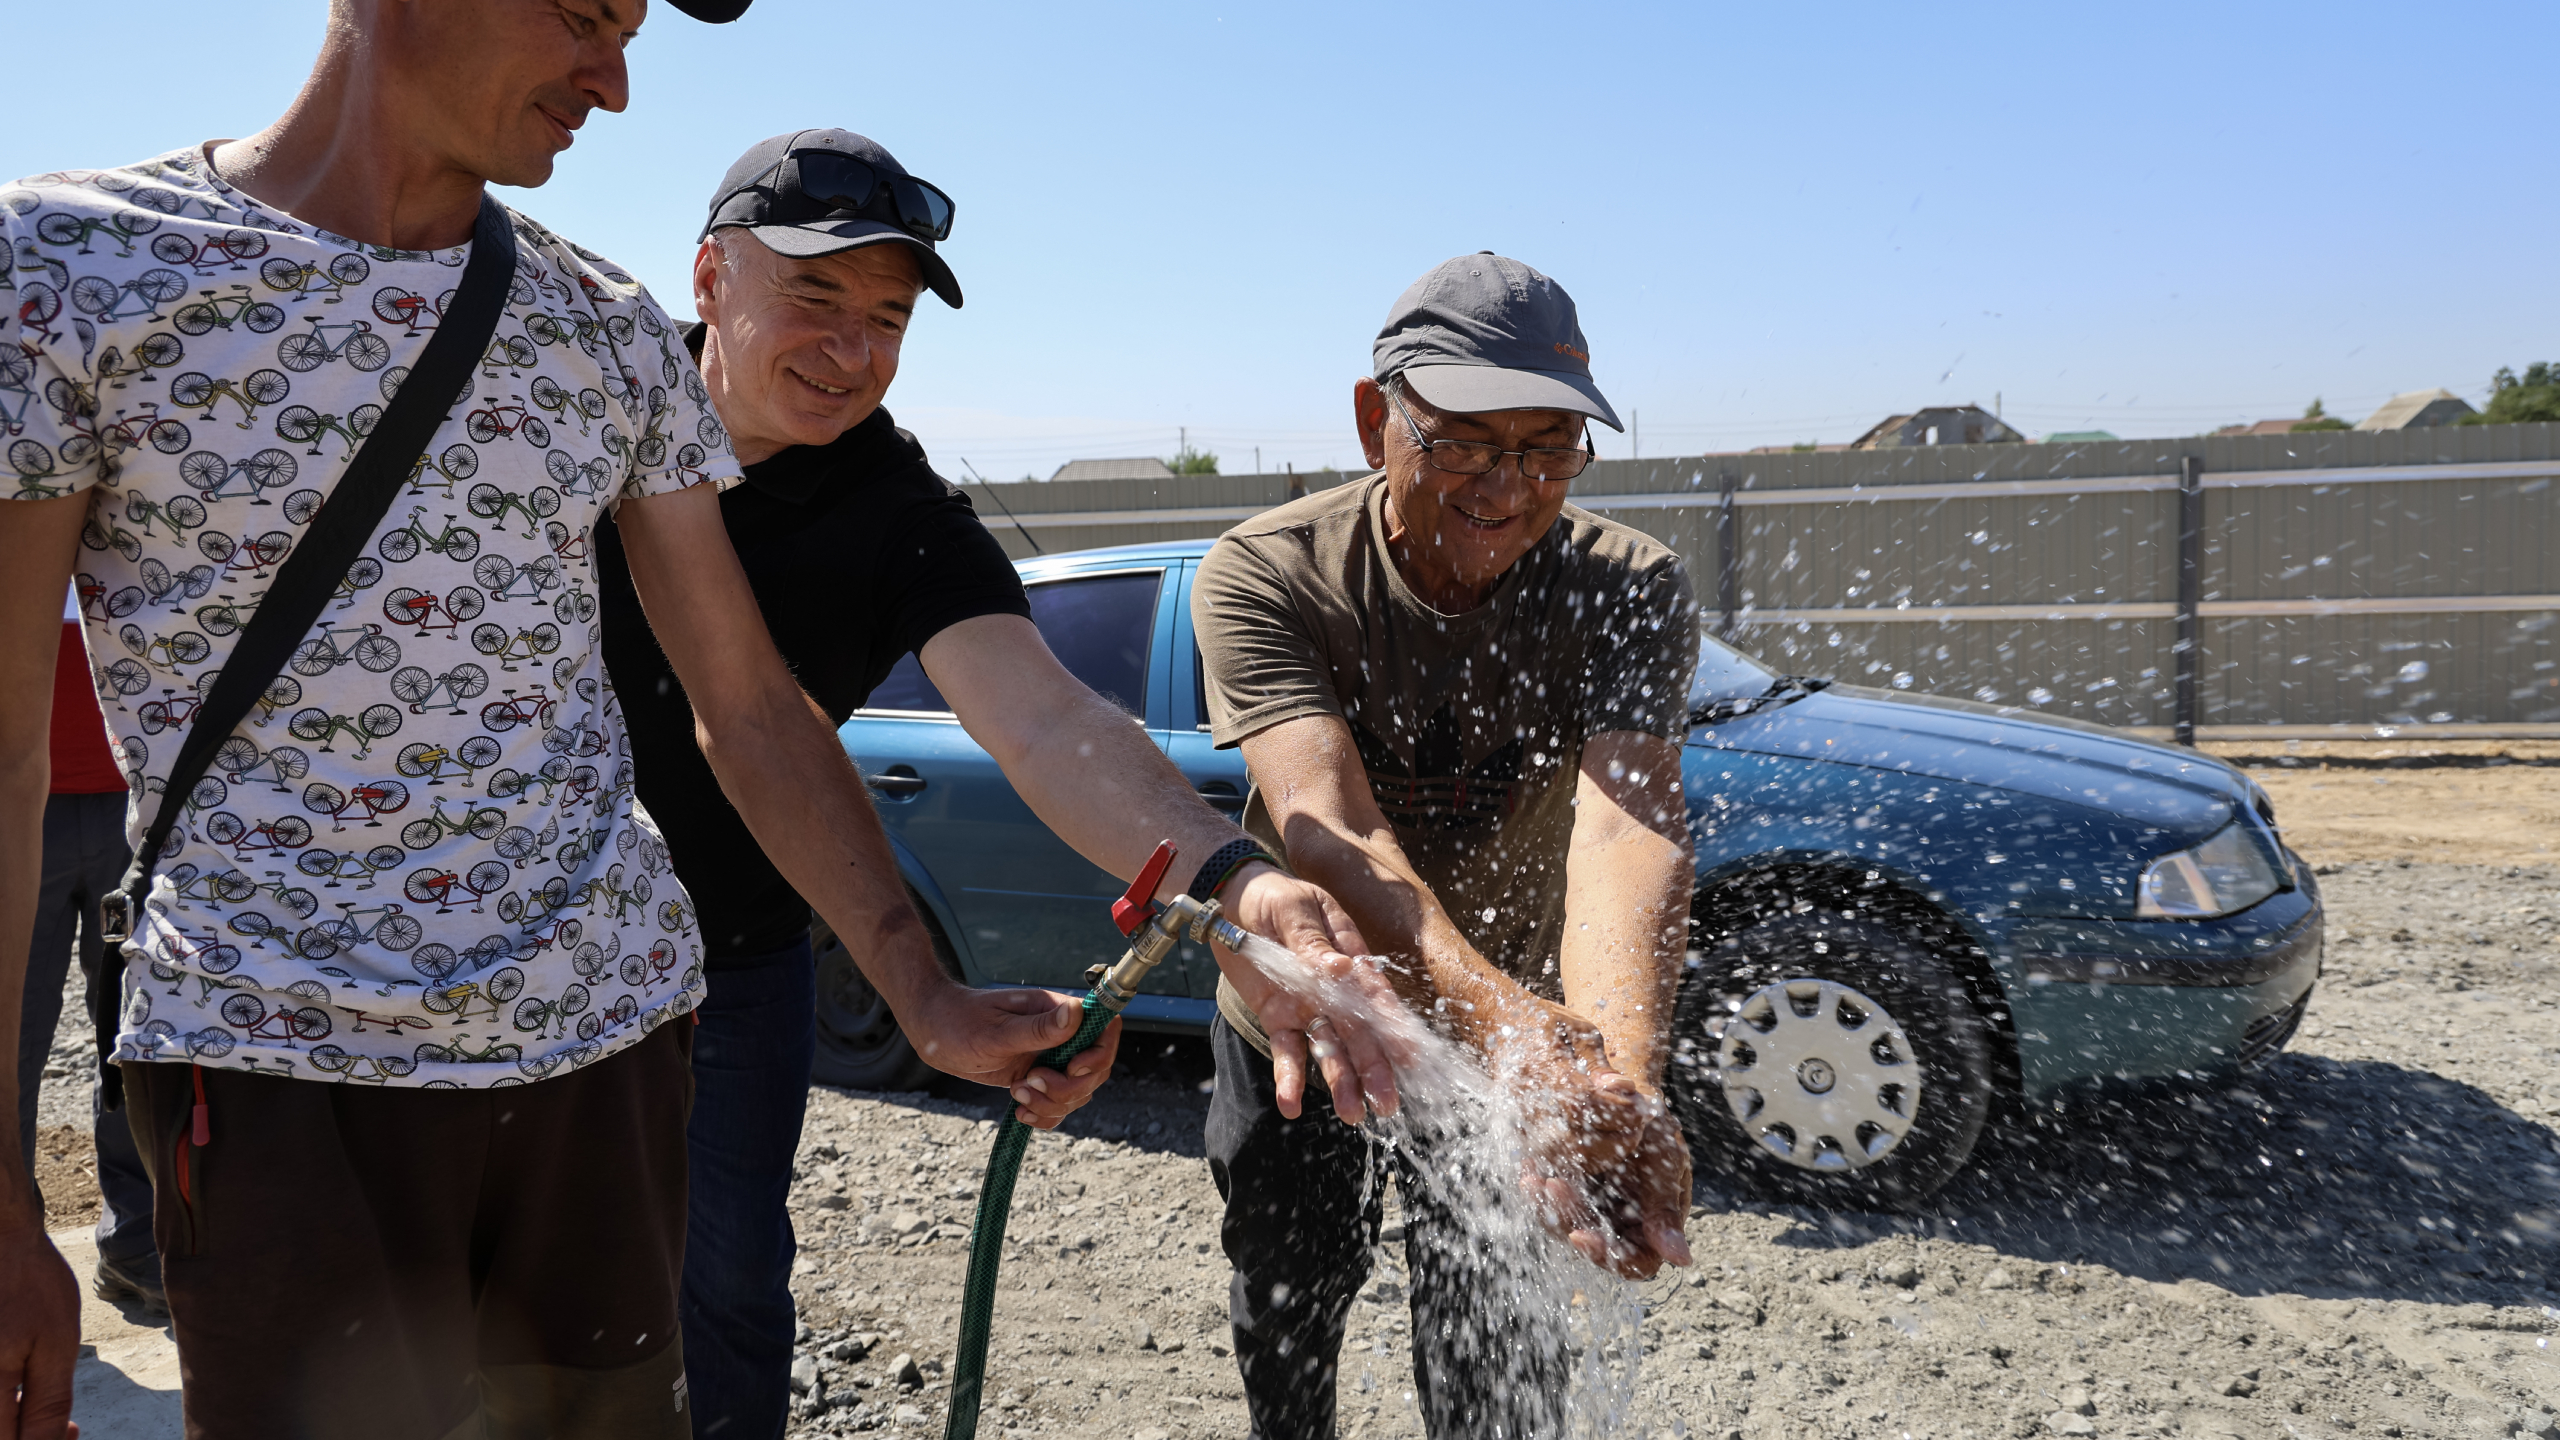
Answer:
[
  {"left": 1372, "top": 252, "right": 1620, "bottom": 431},
  {"left": 700, "top": 129, "right": 962, "bottom": 308}
]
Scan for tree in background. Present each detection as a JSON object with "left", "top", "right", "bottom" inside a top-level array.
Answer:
[
  {"left": 2291, "top": 397, "right": 2351, "bottom": 432},
  {"left": 2461, "top": 363, "right": 2560, "bottom": 425},
  {"left": 1166, "top": 443, "right": 1220, "bottom": 474}
]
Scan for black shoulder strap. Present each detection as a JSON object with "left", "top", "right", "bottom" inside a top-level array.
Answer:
[{"left": 96, "top": 195, "right": 516, "bottom": 1098}]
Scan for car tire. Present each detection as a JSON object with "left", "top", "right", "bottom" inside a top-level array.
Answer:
[
  {"left": 1668, "top": 910, "right": 1993, "bottom": 1210},
  {"left": 809, "top": 897, "right": 958, "bottom": 1092}
]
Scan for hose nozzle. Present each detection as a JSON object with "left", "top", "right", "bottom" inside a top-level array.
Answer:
[
  {"left": 1089, "top": 892, "right": 1235, "bottom": 1011},
  {"left": 1085, "top": 840, "right": 1260, "bottom": 1012}
]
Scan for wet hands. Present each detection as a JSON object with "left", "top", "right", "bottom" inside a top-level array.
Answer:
[
  {"left": 1220, "top": 863, "right": 1409, "bottom": 1124},
  {"left": 1547, "top": 1074, "right": 1694, "bottom": 1280},
  {"left": 1245, "top": 960, "right": 1413, "bottom": 1126},
  {"left": 1494, "top": 1002, "right": 1695, "bottom": 1280},
  {"left": 907, "top": 981, "right": 1121, "bottom": 1130}
]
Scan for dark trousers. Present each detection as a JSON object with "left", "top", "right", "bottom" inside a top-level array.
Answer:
[
  {"left": 14, "top": 790, "right": 155, "bottom": 1268},
  {"left": 677, "top": 937, "right": 817, "bottom": 1440},
  {"left": 123, "top": 1019, "right": 695, "bottom": 1440},
  {"left": 1205, "top": 1016, "right": 1570, "bottom": 1440}
]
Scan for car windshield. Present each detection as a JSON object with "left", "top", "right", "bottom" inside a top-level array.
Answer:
[{"left": 1690, "top": 630, "right": 1779, "bottom": 708}]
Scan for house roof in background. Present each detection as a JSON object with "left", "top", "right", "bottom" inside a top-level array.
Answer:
[
  {"left": 1849, "top": 404, "right": 2025, "bottom": 450},
  {"left": 2355, "top": 388, "right": 2476, "bottom": 431},
  {"left": 1048, "top": 457, "right": 1177, "bottom": 483}
]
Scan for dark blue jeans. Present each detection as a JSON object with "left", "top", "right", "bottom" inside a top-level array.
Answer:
[
  {"left": 679, "top": 936, "right": 816, "bottom": 1440},
  {"left": 14, "top": 791, "right": 156, "bottom": 1272}
]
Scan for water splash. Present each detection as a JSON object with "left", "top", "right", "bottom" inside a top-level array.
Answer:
[{"left": 1229, "top": 931, "right": 1648, "bottom": 1437}]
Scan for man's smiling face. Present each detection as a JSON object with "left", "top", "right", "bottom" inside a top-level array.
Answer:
[
  {"left": 408, "top": 0, "right": 644, "bottom": 189},
  {"left": 1358, "top": 376, "right": 1584, "bottom": 610},
  {"left": 693, "top": 231, "right": 922, "bottom": 463}
]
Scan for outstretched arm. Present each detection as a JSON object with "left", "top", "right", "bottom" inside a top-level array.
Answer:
[
  {"left": 920, "top": 612, "right": 1402, "bottom": 1123},
  {"left": 1240, "top": 713, "right": 1695, "bottom": 1278},
  {"left": 1546, "top": 730, "right": 1696, "bottom": 1278},
  {"left": 613, "top": 487, "right": 1115, "bottom": 1125},
  {"left": 1236, "top": 712, "right": 1537, "bottom": 1031},
  {"left": 1233, "top": 717, "right": 1634, "bottom": 1084},
  {"left": 0, "top": 492, "right": 90, "bottom": 1440},
  {"left": 1559, "top": 732, "right": 1691, "bottom": 1090}
]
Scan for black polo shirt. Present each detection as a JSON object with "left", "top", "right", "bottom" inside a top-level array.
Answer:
[{"left": 594, "top": 336, "right": 1028, "bottom": 965}]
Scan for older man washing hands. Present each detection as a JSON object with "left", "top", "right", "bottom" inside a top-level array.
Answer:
[{"left": 1193, "top": 253, "right": 1700, "bottom": 1440}]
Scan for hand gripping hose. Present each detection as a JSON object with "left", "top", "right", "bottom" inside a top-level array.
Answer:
[{"left": 944, "top": 841, "right": 1252, "bottom": 1440}]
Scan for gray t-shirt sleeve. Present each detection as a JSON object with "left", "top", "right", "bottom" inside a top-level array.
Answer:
[
  {"left": 1193, "top": 535, "right": 1343, "bottom": 748},
  {"left": 1579, "top": 556, "right": 1701, "bottom": 740}
]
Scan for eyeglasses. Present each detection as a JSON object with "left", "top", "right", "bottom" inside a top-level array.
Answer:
[
  {"left": 772, "top": 150, "right": 955, "bottom": 243},
  {"left": 1387, "top": 385, "right": 1593, "bottom": 481}
]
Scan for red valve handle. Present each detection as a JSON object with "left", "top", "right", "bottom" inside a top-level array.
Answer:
[{"left": 1112, "top": 840, "right": 1179, "bottom": 937}]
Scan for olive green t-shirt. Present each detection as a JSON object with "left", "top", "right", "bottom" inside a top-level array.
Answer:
[{"left": 1194, "top": 475, "right": 1697, "bottom": 1050}]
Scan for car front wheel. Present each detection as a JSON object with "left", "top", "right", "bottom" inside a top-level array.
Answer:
[
  {"left": 1668, "top": 910, "right": 1993, "bottom": 1209},
  {"left": 810, "top": 899, "right": 957, "bottom": 1092}
]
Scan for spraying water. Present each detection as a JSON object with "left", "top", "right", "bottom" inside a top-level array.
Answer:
[{"left": 1226, "top": 930, "right": 1651, "bottom": 1438}]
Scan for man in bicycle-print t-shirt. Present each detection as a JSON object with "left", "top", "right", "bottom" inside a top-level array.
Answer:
[
  {"left": 16, "top": 173, "right": 702, "bottom": 1094},
  {"left": 593, "top": 128, "right": 1400, "bottom": 1440},
  {"left": 0, "top": 7, "right": 1141, "bottom": 1440}
]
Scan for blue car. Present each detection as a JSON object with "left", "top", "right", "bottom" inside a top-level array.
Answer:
[{"left": 825, "top": 540, "right": 2322, "bottom": 1206}]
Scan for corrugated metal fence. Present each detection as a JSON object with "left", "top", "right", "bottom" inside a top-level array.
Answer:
[{"left": 957, "top": 425, "right": 2560, "bottom": 739}]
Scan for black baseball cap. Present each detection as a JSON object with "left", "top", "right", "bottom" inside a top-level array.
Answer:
[
  {"left": 1372, "top": 252, "right": 1620, "bottom": 431},
  {"left": 665, "top": 0, "right": 752, "bottom": 21},
  {"left": 700, "top": 129, "right": 963, "bottom": 308}
]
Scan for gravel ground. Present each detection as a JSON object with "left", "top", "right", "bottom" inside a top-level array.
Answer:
[
  {"left": 746, "top": 851, "right": 2560, "bottom": 1440},
  {"left": 34, "top": 978, "right": 103, "bottom": 1137},
  {"left": 31, "top": 768, "right": 2560, "bottom": 1440}
]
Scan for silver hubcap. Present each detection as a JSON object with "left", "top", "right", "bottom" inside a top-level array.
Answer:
[{"left": 1709, "top": 978, "right": 1922, "bottom": 1172}]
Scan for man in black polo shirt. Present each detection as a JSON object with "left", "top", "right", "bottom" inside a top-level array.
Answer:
[{"left": 596, "top": 130, "right": 1403, "bottom": 1440}]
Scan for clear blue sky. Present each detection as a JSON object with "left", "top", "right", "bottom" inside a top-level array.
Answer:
[{"left": 8, "top": 2, "right": 2553, "bottom": 479}]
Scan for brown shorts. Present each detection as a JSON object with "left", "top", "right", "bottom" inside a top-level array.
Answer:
[{"left": 122, "top": 1019, "right": 695, "bottom": 1440}]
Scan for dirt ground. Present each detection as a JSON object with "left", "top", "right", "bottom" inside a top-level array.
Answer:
[
  {"left": 2205, "top": 739, "right": 2560, "bottom": 869},
  {"left": 33, "top": 748, "right": 2560, "bottom": 1440},
  {"left": 30, "top": 1123, "right": 102, "bottom": 1231}
]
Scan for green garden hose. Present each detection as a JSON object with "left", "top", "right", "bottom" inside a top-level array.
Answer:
[
  {"left": 942, "top": 997, "right": 1113, "bottom": 1440},
  {"left": 943, "top": 845, "right": 1250, "bottom": 1440}
]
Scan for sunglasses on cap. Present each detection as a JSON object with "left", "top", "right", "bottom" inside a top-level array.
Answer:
[{"left": 755, "top": 149, "right": 956, "bottom": 244}]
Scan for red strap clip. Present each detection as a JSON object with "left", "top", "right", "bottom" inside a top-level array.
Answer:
[{"left": 1111, "top": 841, "right": 1179, "bottom": 937}]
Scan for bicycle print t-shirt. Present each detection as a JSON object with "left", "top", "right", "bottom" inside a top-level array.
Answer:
[{"left": 1, "top": 146, "right": 737, "bottom": 1089}]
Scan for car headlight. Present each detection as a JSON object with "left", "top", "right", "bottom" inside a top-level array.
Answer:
[{"left": 2135, "top": 820, "right": 2280, "bottom": 919}]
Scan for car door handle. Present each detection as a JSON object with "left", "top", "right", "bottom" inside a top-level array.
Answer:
[
  {"left": 867, "top": 769, "right": 927, "bottom": 798},
  {"left": 1194, "top": 783, "right": 1245, "bottom": 813}
]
